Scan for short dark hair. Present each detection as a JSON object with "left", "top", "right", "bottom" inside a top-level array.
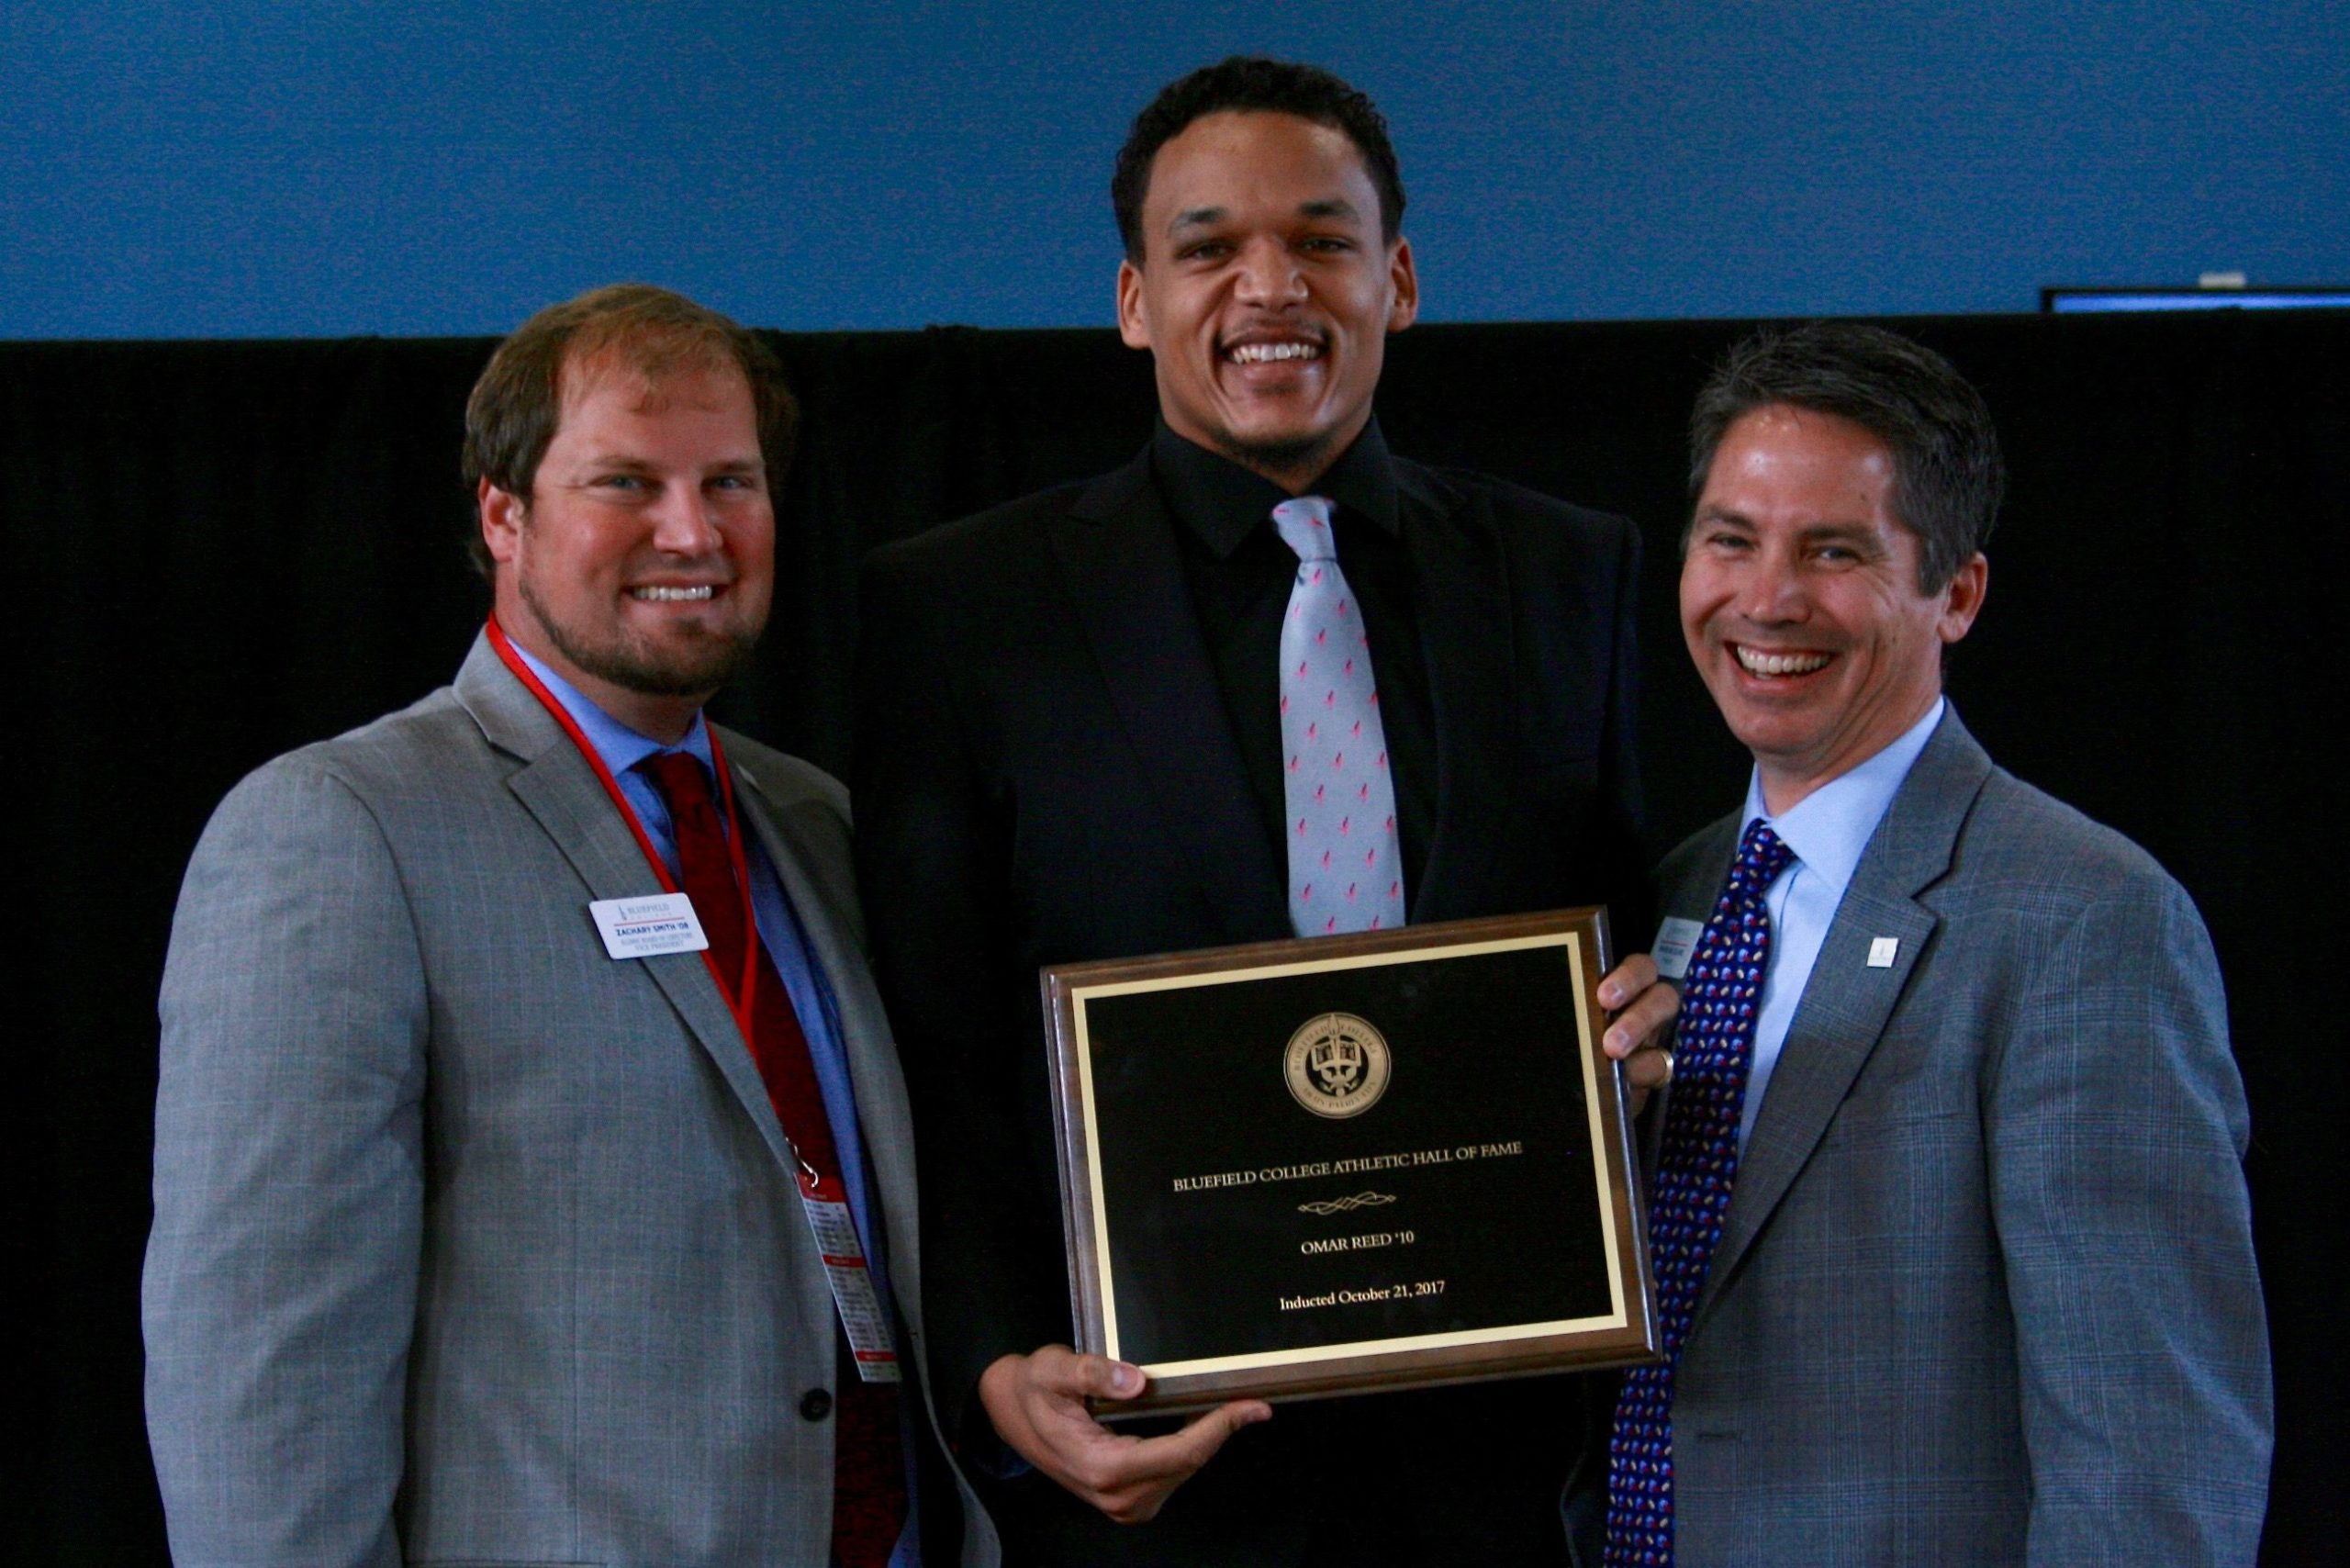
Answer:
[
  {"left": 1687, "top": 323, "right": 2005, "bottom": 592},
  {"left": 460, "top": 283, "right": 798, "bottom": 579},
  {"left": 1112, "top": 56, "right": 1406, "bottom": 263}
]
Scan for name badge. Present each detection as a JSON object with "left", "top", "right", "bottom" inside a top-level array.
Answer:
[
  {"left": 1651, "top": 916, "right": 1705, "bottom": 981},
  {"left": 589, "top": 893, "right": 711, "bottom": 959}
]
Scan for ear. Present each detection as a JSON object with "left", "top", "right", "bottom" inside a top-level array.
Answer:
[
  {"left": 1116, "top": 258, "right": 1151, "bottom": 350},
  {"left": 1385, "top": 237, "right": 1419, "bottom": 333},
  {"left": 1938, "top": 553, "right": 1988, "bottom": 644},
  {"left": 479, "top": 476, "right": 526, "bottom": 568}
]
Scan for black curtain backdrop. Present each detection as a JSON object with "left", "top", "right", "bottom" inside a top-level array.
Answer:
[{"left": 5, "top": 311, "right": 2341, "bottom": 1563}]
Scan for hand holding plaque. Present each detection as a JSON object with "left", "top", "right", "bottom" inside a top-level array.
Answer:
[
  {"left": 1598, "top": 949, "right": 1684, "bottom": 1114},
  {"left": 1043, "top": 908, "right": 1662, "bottom": 1417},
  {"left": 975, "top": 1347, "right": 1269, "bottom": 1522}
]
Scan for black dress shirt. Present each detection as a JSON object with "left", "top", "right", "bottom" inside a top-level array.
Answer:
[{"left": 1152, "top": 419, "right": 1438, "bottom": 911}]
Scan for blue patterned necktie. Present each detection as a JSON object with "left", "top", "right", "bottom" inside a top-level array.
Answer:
[
  {"left": 1274, "top": 495, "right": 1405, "bottom": 936},
  {"left": 1606, "top": 817, "right": 1796, "bottom": 1565}
]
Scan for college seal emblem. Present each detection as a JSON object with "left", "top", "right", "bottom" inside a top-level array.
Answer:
[{"left": 1284, "top": 1012, "right": 1393, "bottom": 1118}]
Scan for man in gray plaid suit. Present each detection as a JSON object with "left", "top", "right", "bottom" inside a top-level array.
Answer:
[
  {"left": 1606, "top": 322, "right": 2271, "bottom": 1565},
  {"left": 142, "top": 285, "right": 990, "bottom": 1566}
]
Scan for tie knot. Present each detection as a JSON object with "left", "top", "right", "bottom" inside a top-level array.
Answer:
[
  {"left": 640, "top": 749, "right": 716, "bottom": 815},
  {"left": 1730, "top": 818, "right": 1796, "bottom": 893},
  {"left": 1271, "top": 495, "right": 1337, "bottom": 563}
]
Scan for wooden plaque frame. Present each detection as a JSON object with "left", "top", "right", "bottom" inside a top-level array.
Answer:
[{"left": 1042, "top": 907, "right": 1660, "bottom": 1417}]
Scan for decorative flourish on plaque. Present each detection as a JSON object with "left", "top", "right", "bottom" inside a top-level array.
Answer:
[{"left": 1297, "top": 1191, "right": 1398, "bottom": 1216}]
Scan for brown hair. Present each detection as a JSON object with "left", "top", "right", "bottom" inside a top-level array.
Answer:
[{"left": 460, "top": 283, "right": 798, "bottom": 578}]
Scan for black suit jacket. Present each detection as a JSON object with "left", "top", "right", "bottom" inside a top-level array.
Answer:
[{"left": 855, "top": 442, "right": 1646, "bottom": 1564}]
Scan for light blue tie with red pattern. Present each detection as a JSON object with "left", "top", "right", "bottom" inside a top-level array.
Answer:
[
  {"left": 1606, "top": 817, "right": 1795, "bottom": 1565},
  {"left": 1274, "top": 495, "right": 1404, "bottom": 936}
]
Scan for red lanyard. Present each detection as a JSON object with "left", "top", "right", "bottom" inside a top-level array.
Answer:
[
  {"left": 489, "top": 624, "right": 901, "bottom": 1377},
  {"left": 486, "top": 615, "right": 763, "bottom": 1043}
]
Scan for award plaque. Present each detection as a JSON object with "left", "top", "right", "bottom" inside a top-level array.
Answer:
[{"left": 1043, "top": 907, "right": 1659, "bottom": 1417}]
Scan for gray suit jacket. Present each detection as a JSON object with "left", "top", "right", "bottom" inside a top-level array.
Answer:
[
  {"left": 144, "top": 634, "right": 999, "bottom": 1567},
  {"left": 1643, "top": 711, "right": 2270, "bottom": 1565}
]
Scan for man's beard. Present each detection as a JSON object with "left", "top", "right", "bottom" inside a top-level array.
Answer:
[
  {"left": 520, "top": 573, "right": 756, "bottom": 700},
  {"left": 1217, "top": 428, "right": 1341, "bottom": 488}
]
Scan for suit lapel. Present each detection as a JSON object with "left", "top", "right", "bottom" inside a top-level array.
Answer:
[
  {"left": 730, "top": 762, "right": 927, "bottom": 1337},
  {"left": 1695, "top": 714, "right": 1994, "bottom": 1320},
  {"left": 453, "top": 635, "right": 800, "bottom": 1179},
  {"left": 1404, "top": 468, "right": 1519, "bottom": 923},
  {"left": 1051, "top": 454, "right": 1288, "bottom": 944}
]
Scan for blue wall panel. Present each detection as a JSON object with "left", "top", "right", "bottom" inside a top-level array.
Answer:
[{"left": 2, "top": 1, "right": 2342, "bottom": 338}]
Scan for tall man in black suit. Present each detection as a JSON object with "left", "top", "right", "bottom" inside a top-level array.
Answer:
[{"left": 856, "top": 58, "right": 1677, "bottom": 1564}]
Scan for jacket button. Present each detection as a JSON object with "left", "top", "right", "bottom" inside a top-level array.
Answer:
[{"left": 800, "top": 1388, "right": 834, "bottom": 1422}]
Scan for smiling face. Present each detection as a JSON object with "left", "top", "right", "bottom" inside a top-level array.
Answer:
[
  {"left": 481, "top": 353, "right": 774, "bottom": 742},
  {"left": 1681, "top": 404, "right": 1986, "bottom": 813},
  {"left": 1116, "top": 110, "right": 1417, "bottom": 492}
]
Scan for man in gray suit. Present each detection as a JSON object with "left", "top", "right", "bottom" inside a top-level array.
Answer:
[
  {"left": 144, "top": 285, "right": 990, "bottom": 1566},
  {"left": 1605, "top": 323, "right": 2271, "bottom": 1564}
]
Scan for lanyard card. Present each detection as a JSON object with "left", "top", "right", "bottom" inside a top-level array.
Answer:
[{"left": 800, "top": 1186, "right": 901, "bottom": 1383}]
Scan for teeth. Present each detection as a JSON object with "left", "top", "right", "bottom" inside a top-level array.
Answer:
[
  {"left": 632, "top": 586, "right": 714, "bottom": 601},
  {"left": 1228, "top": 342, "right": 1321, "bottom": 364},
  {"left": 1736, "top": 645, "right": 1831, "bottom": 676}
]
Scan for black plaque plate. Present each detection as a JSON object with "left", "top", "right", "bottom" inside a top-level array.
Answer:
[{"left": 1043, "top": 908, "right": 1659, "bottom": 1416}]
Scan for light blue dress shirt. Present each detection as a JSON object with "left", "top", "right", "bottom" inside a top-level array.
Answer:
[
  {"left": 1734, "top": 698, "right": 1945, "bottom": 1153},
  {"left": 509, "top": 644, "right": 918, "bottom": 1565}
]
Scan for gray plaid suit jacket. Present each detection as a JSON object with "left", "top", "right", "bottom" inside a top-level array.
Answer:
[
  {"left": 1640, "top": 711, "right": 2270, "bottom": 1565},
  {"left": 143, "top": 633, "right": 999, "bottom": 1567}
]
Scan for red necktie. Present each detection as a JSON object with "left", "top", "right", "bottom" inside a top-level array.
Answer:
[{"left": 640, "top": 751, "right": 907, "bottom": 1567}]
